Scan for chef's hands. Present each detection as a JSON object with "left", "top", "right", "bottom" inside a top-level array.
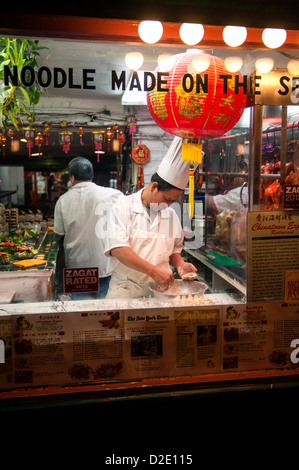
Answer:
[
  {"left": 150, "top": 267, "right": 174, "bottom": 291},
  {"left": 177, "top": 262, "right": 197, "bottom": 280}
]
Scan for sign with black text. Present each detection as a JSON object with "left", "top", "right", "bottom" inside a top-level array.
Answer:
[{"left": 63, "top": 267, "right": 99, "bottom": 294}]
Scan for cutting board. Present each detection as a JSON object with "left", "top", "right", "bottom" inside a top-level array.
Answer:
[{"left": 205, "top": 249, "right": 243, "bottom": 266}]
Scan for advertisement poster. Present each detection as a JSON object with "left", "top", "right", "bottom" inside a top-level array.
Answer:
[
  {"left": 8, "top": 309, "right": 125, "bottom": 388},
  {"left": 221, "top": 302, "right": 299, "bottom": 372},
  {"left": 247, "top": 211, "right": 299, "bottom": 302},
  {"left": 173, "top": 307, "right": 221, "bottom": 375},
  {"left": 123, "top": 308, "right": 175, "bottom": 379}
]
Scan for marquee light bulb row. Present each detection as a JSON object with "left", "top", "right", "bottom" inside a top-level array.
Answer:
[
  {"left": 125, "top": 51, "right": 299, "bottom": 75},
  {"left": 138, "top": 20, "right": 287, "bottom": 49}
]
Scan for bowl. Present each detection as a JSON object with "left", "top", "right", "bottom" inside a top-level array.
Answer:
[{"left": 149, "top": 279, "right": 209, "bottom": 300}]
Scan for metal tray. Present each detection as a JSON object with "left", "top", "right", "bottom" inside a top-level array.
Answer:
[{"left": 149, "top": 279, "right": 208, "bottom": 299}]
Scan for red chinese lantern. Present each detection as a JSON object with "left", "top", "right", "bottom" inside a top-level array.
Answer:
[
  {"left": 118, "top": 131, "right": 126, "bottom": 156},
  {"left": 59, "top": 131, "right": 73, "bottom": 154},
  {"left": 0, "top": 134, "right": 7, "bottom": 157},
  {"left": 77, "top": 127, "right": 85, "bottom": 145},
  {"left": 23, "top": 127, "right": 35, "bottom": 157},
  {"left": 6, "top": 128, "right": 15, "bottom": 150},
  {"left": 132, "top": 144, "right": 151, "bottom": 191},
  {"left": 105, "top": 127, "right": 114, "bottom": 152},
  {"left": 147, "top": 51, "right": 247, "bottom": 216},
  {"left": 43, "top": 129, "right": 50, "bottom": 146},
  {"left": 125, "top": 114, "right": 137, "bottom": 147},
  {"left": 42, "top": 123, "right": 51, "bottom": 146},
  {"left": 35, "top": 132, "right": 44, "bottom": 157},
  {"left": 112, "top": 123, "right": 120, "bottom": 137}
]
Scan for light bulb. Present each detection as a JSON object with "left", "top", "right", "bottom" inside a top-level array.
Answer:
[
  {"left": 138, "top": 20, "right": 163, "bottom": 44},
  {"left": 192, "top": 55, "right": 210, "bottom": 72},
  {"left": 125, "top": 52, "right": 144, "bottom": 70},
  {"left": 224, "top": 56, "right": 243, "bottom": 72},
  {"left": 179, "top": 23, "right": 204, "bottom": 45},
  {"left": 287, "top": 59, "right": 299, "bottom": 75},
  {"left": 255, "top": 57, "right": 274, "bottom": 74},
  {"left": 262, "top": 28, "right": 286, "bottom": 48},
  {"left": 157, "top": 54, "right": 176, "bottom": 71},
  {"left": 223, "top": 25, "right": 247, "bottom": 47}
]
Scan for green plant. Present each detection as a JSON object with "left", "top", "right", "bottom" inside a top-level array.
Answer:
[{"left": 0, "top": 38, "right": 49, "bottom": 129}]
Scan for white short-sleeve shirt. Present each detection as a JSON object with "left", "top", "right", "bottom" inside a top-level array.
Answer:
[{"left": 54, "top": 182, "right": 121, "bottom": 277}]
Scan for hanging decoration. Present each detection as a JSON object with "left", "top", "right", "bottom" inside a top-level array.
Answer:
[
  {"left": 105, "top": 127, "right": 114, "bottom": 152},
  {"left": 0, "top": 134, "right": 7, "bottom": 157},
  {"left": 6, "top": 129, "right": 15, "bottom": 150},
  {"left": 147, "top": 51, "right": 247, "bottom": 217},
  {"left": 131, "top": 144, "right": 151, "bottom": 191},
  {"left": 60, "top": 120, "right": 68, "bottom": 128},
  {"left": 125, "top": 114, "right": 137, "bottom": 147},
  {"left": 23, "top": 127, "right": 36, "bottom": 157},
  {"left": 59, "top": 131, "right": 73, "bottom": 154},
  {"left": 77, "top": 127, "right": 85, "bottom": 145},
  {"left": 92, "top": 130, "right": 105, "bottom": 162},
  {"left": 42, "top": 126, "right": 51, "bottom": 146},
  {"left": 112, "top": 123, "right": 120, "bottom": 137},
  {"left": 118, "top": 131, "right": 126, "bottom": 156},
  {"left": 34, "top": 132, "right": 44, "bottom": 157}
]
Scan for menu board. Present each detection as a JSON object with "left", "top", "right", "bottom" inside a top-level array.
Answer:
[
  {"left": 247, "top": 211, "right": 299, "bottom": 302},
  {"left": 0, "top": 301, "right": 298, "bottom": 391},
  {"left": 173, "top": 307, "right": 221, "bottom": 375},
  {"left": 123, "top": 308, "right": 175, "bottom": 378},
  {"left": 221, "top": 302, "right": 299, "bottom": 372}
]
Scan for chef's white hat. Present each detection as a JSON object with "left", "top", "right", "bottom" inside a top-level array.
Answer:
[{"left": 157, "top": 136, "right": 199, "bottom": 190}]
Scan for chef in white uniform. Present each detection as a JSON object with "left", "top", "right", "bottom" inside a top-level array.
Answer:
[
  {"left": 104, "top": 137, "right": 197, "bottom": 298},
  {"left": 54, "top": 156, "right": 122, "bottom": 299}
]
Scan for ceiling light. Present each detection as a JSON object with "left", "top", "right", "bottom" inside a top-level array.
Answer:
[
  {"left": 262, "top": 28, "right": 287, "bottom": 48},
  {"left": 179, "top": 23, "right": 204, "bottom": 45},
  {"left": 255, "top": 57, "right": 274, "bottom": 73},
  {"left": 224, "top": 56, "right": 243, "bottom": 72},
  {"left": 192, "top": 55, "right": 211, "bottom": 72},
  {"left": 138, "top": 20, "right": 163, "bottom": 44},
  {"left": 157, "top": 54, "right": 175, "bottom": 71},
  {"left": 222, "top": 26, "right": 247, "bottom": 47},
  {"left": 287, "top": 59, "right": 299, "bottom": 75},
  {"left": 125, "top": 52, "right": 144, "bottom": 70}
]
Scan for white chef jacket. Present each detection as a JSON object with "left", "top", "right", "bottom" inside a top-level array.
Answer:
[
  {"left": 54, "top": 182, "right": 121, "bottom": 277},
  {"left": 104, "top": 189, "right": 184, "bottom": 297}
]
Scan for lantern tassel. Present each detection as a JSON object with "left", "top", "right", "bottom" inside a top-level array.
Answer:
[
  {"left": 182, "top": 139, "right": 202, "bottom": 163},
  {"left": 189, "top": 164, "right": 194, "bottom": 219}
]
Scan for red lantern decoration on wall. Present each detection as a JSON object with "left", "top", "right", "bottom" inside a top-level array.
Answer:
[
  {"left": 43, "top": 122, "right": 52, "bottom": 146},
  {"left": 118, "top": 131, "right": 126, "bottom": 156},
  {"left": 6, "top": 128, "right": 16, "bottom": 151},
  {"left": 23, "top": 127, "right": 36, "bottom": 157},
  {"left": 147, "top": 51, "right": 247, "bottom": 216},
  {"left": 0, "top": 134, "right": 7, "bottom": 157},
  {"left": 77, "top": 127, "right": 85, "bottom": 145},
  {"left": 112, "top": 123, "right": 120, "bottom": 137},
  {"left": 132, "top": 144, "right": 151, "bottom": 191},
  {"left": 59, "top": 131, "right": 73, "bottom": 154},
  {"left": 35, "top": 132, "right": 44, "bottom": 157},
  {"left": 105, "top": 127, "right": 114, "bottom": 152},
  {"left": 125, "top": 114, "right": 137, "bottom": 147}
]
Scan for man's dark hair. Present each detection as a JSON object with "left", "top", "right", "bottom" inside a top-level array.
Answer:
[
  {"left": 151, "top": 172, "right": 182, "bottom": 192},
  {"left": 68, "top": 157, "right": 94, "bottom": 181}
]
